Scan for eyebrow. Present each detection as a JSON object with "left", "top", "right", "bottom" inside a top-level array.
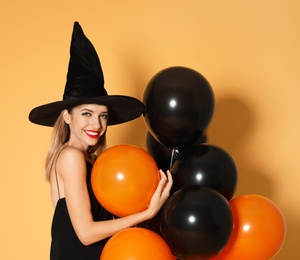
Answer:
[
  {"left": 80, "top": 108, "right": 108, "bottom": 113},
  {"left": 81, "top": 108, "right": 93, "bottom": 112}
]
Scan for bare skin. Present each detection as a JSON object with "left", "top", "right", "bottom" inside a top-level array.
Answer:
[{"left": 49, "top": 104, "right": 173, "bottom": 245}]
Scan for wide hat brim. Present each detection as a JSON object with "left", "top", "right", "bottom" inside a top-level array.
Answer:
[{"left": 29, "top": 95, "right": 145, "bottom": 127}]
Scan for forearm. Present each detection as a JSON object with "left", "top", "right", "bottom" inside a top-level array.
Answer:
[
  {"left": 79, "top": 209, "right": 152, "bottom": 245},
  {"left": 79, "top": 170, "right": 172, "bottom": 246}
]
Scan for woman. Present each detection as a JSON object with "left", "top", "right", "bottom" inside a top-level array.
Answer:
[{"left": 29, "top": 22, "right": 172, "bottom": 260}]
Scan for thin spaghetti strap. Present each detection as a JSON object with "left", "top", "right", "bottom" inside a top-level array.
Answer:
[{"left": 54, "top": 146, "right": 67, "bottom": 199}]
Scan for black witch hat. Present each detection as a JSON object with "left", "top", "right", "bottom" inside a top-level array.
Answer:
[{"left": 29, "top": 22, "right": 144, "bottom": 126}]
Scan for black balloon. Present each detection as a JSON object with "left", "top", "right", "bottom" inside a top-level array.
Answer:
[
  {"left": 142, "top": 132, "right": 208, "bottom": 235},
  {"left": 146, "top": 131, "right": 209, "bottom": 173},
  {"left": 171, "top": 144, "right": 238, "bottom": 200},
  {"left": 146, "top": 131, "right": 173, "bottom": 172},
  {"left": 143, "top": 66, "right": 214, "bottom": 149},
  {"left": 161, "top": 186, "right": 233, "bottom": 259}
]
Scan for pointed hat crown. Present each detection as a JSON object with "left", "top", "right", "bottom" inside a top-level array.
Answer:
[
  {"left": 29, "top": 22, "right": 144, "bottom": 126},
  {"left": 63, "top": 21, "right": 107, "bottom": 100}
]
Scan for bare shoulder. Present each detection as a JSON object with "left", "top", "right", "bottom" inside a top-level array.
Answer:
[
  {"left": 57, "top": 147, "right": 86, "bottom": 177},
  {"left": 59, "top": 146, "right": 85, "bottom": 162}
]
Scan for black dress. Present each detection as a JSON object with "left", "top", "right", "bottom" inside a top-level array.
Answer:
[{"left": 50, "top": 161, "right": 113, "bottom": 260}]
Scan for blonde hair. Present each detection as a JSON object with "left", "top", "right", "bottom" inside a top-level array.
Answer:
[{"left": 45, "top": 109, "right": 107, "bottom": 181}]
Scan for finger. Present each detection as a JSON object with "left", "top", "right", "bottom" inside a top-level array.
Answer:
[
  {"left": 166, "top": 170, "right": 173, "bottom": 182},
  {"left": 164, "top": 170, "right": 173, "bottom": 188},
  {"left": 157, "top": 170, "right": 171, "bottom": 198},
  {"left": 159, "top": 169, "right": 167, "bottom": 182}
]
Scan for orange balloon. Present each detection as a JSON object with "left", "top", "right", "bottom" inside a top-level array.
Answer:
[
  {"left": 212, "top": 194, "right": 286, "bottom": 260},
  {"left": 91, "top": 144, "right": 160, "bottom": 217},
  {"left": 100, "top": 227, "right": 176, "bottom": 260}
]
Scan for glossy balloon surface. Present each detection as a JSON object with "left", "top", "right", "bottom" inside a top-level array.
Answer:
[
  {"left": 143, "top": 66, "right": 214, "bottom": 149},
  {"left": 100, "top": 227, "right": 176, "bottom": 260},
  {"left": 172, "top": 144, "right": 238, "bottom": 200},
  {"left": 92, "top": 144, "right": 160, "bottom": 217},
  {"left": 161, "top": 186, "right": 232, "bottom": 259},
  {"left": 212, "top": 194, "right": 286, "bottom": 260}
]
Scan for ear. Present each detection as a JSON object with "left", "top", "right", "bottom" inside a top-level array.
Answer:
[{"left": 63, "top": 109, "right": 71, "bottom": 124}]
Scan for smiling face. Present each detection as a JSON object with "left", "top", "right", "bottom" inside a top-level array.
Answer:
[{"left": 63, "top": 104, "right": 108, "bottom": 152}]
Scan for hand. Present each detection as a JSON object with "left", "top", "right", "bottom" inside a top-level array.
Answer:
[{"left": 146, "top": 169, "right": 173, "bottom": 219}]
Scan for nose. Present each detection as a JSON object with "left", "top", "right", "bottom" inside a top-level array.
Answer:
[{"left": 91, "top": 115, "right": 102, "bottom": 129}]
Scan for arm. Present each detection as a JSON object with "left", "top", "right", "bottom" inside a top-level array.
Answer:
[{"left": 57, "top": 147, "right": 172, "bottom": 246}]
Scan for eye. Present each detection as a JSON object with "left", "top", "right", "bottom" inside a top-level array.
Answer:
[
  {"left": 82, "top": 112, "right": 92, "bottom": 117},
  {"left": 100, "top": 114, "right": 108, "bottom": 120}
]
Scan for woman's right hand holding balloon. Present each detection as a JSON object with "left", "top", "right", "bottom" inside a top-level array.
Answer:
[{"left": 146, "top": 169, "right": 173, "bottom": 219}]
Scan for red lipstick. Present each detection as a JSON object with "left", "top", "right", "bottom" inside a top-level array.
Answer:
[{"left": 84, "top": 130, "right": 100, "bottom": 139}]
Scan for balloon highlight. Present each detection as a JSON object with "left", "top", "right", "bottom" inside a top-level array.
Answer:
[{"left": 91, "top": 144, "right": 160, "bottom": 217}]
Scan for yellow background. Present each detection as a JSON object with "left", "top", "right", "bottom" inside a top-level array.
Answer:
[{"left": 1, "top": 1, "right": 299, "bottom": 259}]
